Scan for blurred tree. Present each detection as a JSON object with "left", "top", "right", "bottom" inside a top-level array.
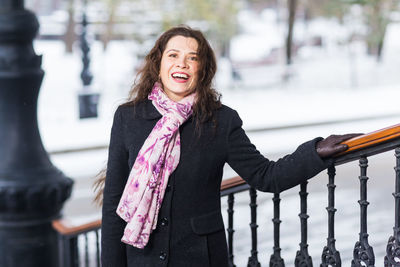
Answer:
[
  {"left": 286, "top": 0, "right": 297, "bottom": 65},
  {"left": 306, "top": 0, "right": 349, "bottom": 22},
  {"left": 100, "top": 0, "right": 122, "bottom": 50},
  {"left": 346, "top": 0, "right": 397, "bottom": 61},
  {"left": 64, "top": 0, "right": 76, "bottom": 53},
  {"left": 298, "top": 0, "right": 397, "bottom": 62},
  {"left": 160, "top": 0, "right": 240, "bottom": 58},
  {"left": 97, "top": 0, "right": 162, "bottom": 51},
  {"left": 246, "top": 0, "right": 277, "bottom": 11},
  {"left": 363, "top": 0, "right": 397, "bottom": 61}
]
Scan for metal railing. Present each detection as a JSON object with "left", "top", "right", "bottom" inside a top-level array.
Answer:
[
  {"left": 53, "top": 123, "right": 400, "bottom": 267},
  {"left": 53, "top": 219, "right": 101, "bottom": 267}
]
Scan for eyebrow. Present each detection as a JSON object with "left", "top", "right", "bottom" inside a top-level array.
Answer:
[{"left": 166, "top": 49, "right": 198, "bottom": 55}]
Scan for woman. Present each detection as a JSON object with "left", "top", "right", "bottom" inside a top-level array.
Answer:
[{"left": 100, "top": 25, "right": 358, "bottom": 267}]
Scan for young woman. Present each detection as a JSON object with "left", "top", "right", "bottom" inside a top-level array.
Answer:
[{"left": 99, "top": 25, "right": 358, "bottom": 267}]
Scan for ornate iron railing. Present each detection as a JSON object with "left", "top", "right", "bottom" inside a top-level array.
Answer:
[
  {"left": 53, "top": 123, "right": 400, "bottom": 267},
  {"left": 52, "top": 219, "right": 101, "bottom": 267}
]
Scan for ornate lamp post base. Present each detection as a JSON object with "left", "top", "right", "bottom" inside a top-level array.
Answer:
[{"left": 0, "top": 2, "right": 73, "bottom": 266}]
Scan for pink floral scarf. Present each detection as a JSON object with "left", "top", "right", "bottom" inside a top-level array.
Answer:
[{"left": 116, "top": 82, "right": 196, "bottom": 248}]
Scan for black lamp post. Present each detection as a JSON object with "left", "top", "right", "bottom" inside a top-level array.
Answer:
[
  {"left": 0, "top": 1, "right": 73, "bottom": 266},
  {"left": 78, "top": 0, "right": 100, "bottom": 119}
]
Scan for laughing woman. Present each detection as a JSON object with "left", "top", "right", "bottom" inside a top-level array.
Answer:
[{"left": 98, "top": 25, "right": 359, "bottom": 267}]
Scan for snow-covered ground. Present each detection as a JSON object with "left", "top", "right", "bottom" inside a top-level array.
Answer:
[{"left": 31, "top": 12, "right": 400, "bottom": 266}]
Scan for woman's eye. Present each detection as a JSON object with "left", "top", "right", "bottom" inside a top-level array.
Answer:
[
  {"left": 168, "top": 53, "right": 177, "bottom": 58},
  {"left": 189, "top": 56, "right": 198, "bottom": 61}
]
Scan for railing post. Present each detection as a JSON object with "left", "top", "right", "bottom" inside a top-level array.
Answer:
[
  {"left": 270, "top": 193, "right": 285, "bottom": 267},
  {"left": 0, "top": 1, "right": 73, "bottom": 266},
  {"left": 58, "top": 235, "right": 79, "bottom": 267},
  {"left": 227, "top": 193, "right": 236, "bottom": 267},
  {"left": 248, "top": 187, "right": 261, "bottom": 267},
  {"left": 70, "top": 236, "right": 79, "bottom": 267},
  {"left": 84, "top": 233, "right": 89, "bottom": 267},
  {"left": 95, "top": 230, "right": 101, "bottom": 267},
  {"left": 384, "top": 147, "right": 400, "bottom": 266},
  {"left": 351, "top": 157, "right": 375, "bottom": 267},
  {"left": 321, "top": 166, "right": 341, "bottom": 266},
  {"left": 295, "top": 182, "right": 313, "bottom": 267}
]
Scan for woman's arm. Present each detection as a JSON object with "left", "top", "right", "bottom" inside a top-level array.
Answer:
[
  {"left": 226, "top": 110, "right": 329, "bottom": 193},
  {"left": 101, "top": 106, "right": 129, "bottom": 267}
]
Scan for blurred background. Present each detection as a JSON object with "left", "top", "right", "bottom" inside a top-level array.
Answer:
[{"left": 23, "top": 0, "right": 400, "bottom": 265}]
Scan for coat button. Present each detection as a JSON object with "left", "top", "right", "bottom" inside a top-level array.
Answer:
[
  {"left": 159, "top": 251, "right": 167, "bottom": 261},
  {"left": 160, "top": 217, "right": 168, "bottom": 226},
  {"left": 166, "top": 184, "right": 171, "bottom": 192}
]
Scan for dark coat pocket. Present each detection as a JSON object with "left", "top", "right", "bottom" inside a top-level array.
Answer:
[{"left": 190, "top": 210, "right": 225, "bottom": 235}]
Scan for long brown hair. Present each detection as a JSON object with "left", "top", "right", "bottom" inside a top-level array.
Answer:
[{"left": 94, "top": 25, "right": 221, "bottom": 205}]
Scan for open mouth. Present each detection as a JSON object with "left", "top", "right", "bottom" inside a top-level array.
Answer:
[{"left": 171, "top": 72, "right": 190, "bottom": 83}]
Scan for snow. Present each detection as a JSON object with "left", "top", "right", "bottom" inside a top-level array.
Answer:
[
  {"left": 36, "top": 40, "right": 400, "bottom": 155},
  {"left": 29, "top": 11, "right": 400, "bottom": 266},
  {"left": 232, "top": 9, "right": 284, "bottom": 62}
]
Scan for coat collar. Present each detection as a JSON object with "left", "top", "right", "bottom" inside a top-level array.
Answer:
[
  {"left": 138, "top": 98, "right": 196, "bottom": 123},
  {"left": 140, "top": 98, "right": 162, "bottom": 120}
]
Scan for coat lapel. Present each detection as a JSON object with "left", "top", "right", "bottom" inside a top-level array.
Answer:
[{"left": 140, "top": 98, "right": 162, "bottom": 120}]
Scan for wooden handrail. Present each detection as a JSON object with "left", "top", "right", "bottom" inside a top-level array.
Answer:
[
  {"left": 220, "top": 176, "right": 244, "bottom": 191},
  {"left": 52, "top": 218, "right": 102, "bottom": 236},
  {"left": 339, "top": 123, "right": 400, "bottom": 154},
  {"left": 53, "top": 123, "right": 400, "bottom": 236}
]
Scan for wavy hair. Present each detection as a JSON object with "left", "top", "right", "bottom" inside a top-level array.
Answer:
[
  {"left": 127, "top": 25, "right": 221, "bottom": 125},
  {"left": 94, "top": 25, "right": 221, "bottom": 205}
]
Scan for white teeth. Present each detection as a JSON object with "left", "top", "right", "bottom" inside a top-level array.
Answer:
[{"left": 172, "top": 73, "right": 189, "bottom": 79}]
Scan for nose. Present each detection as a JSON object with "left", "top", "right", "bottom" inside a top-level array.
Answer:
[{"left": 176, "top": 57, "right": 188, "bottom": 69}]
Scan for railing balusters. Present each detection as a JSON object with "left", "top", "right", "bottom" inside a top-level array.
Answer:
[
  {"left": 95, "top": 230, "right": 100, "bottom": 267},
  {"left": 352, "top": 157, "right": 375, "bottom": 267},
  {"left": 270, "top": 193, "right": 285, "bottom": 267},
  {"left": 384, "top": 147, "right": 400, "bottom": 267},
  {"left": 321, "top": 166, "right": 341, "bottom": 266},
  {"left": 227, "top": 193, "right": 236, "bottom": 267},
  {"left": 58, "top": 235, "right": 65, "bottom": 267},
  {"left": 248, "top": 187, "right": 261, "bottom": 267},
  {"left": 71, "top": 236, "right": 79, "bottom": 267},
  {"left": 52, "top": 126, "right": 400, "bottom": 267},
  {"left": 295, "top": 182, "right": 313, "bottom": 267},
  {"left": 84, "top": 233, "right": 89, "bottom": 267}
]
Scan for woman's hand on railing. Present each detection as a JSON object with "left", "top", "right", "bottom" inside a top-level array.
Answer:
[{"left": 316, "top": 133, "right": 363, "bottom": 158}]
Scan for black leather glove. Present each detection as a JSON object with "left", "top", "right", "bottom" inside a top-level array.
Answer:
[{"left": 316, "top": 133, "right": 362, "bottom": 158}]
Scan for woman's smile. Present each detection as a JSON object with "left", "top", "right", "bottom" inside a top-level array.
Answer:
[{"left": 171, "top": 72, "right": 191, "bottom": 83}]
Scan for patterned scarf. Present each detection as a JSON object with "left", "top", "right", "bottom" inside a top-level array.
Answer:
[{"left": 117, "top": 82, "right": 196, "bottom": 248}]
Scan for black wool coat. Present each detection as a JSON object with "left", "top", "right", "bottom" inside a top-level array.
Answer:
[{"left": 101, "top": 99, "right": 329, "bottom": 267}]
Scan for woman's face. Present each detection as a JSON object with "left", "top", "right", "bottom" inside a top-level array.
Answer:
[{"left": 159, "top": 35, "right": 199, "bottom": 102}]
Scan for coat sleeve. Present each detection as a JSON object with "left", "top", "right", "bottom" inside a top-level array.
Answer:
[
  {"left": 226, "top": 110, "right": 330, "bottom": 193},
  {"left": 101, "top": 106, "right": 129, "bottom": 267}
]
